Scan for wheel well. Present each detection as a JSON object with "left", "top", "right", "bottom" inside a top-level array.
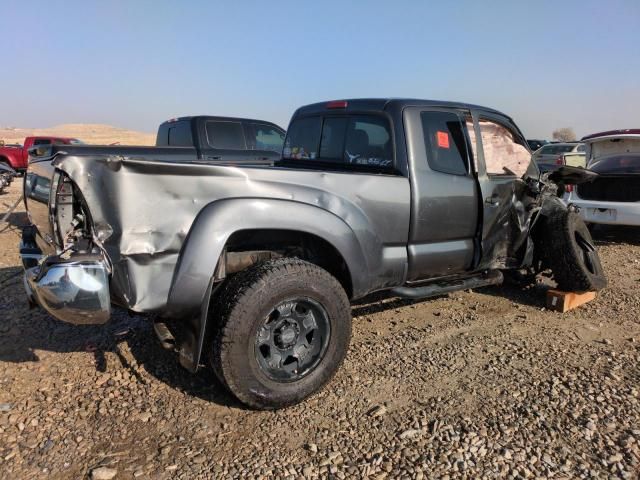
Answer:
[
  {"left": 0, "top": 157, "right": 10, "bottom": 166},
  {"left": 223, "top": 229, "right": 353, "bottom": 298}
]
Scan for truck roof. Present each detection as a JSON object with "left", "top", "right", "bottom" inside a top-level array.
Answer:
[
  {"left": 582, "top": 129, "right": 640, "bottom": 141},
  {"left": 159, "top": 115, "right": 284, "bottom": 130},
  {"left": 294, "top": 98, "right": 510, "bottom": 119}
]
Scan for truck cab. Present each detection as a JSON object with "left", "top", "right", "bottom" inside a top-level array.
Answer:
[
  {"left": 156, "top": 115, "right": 285, "bottom": 165},
  {"left": 281, "top": 99, "right": 538, "bottom": 279}
]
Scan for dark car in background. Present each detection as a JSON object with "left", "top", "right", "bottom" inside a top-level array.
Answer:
[
  {"left": 156, "top": 115, "right": 285, "bottom": 165},
  {"left": 527, "top": 139, "right": 548, "bottom": 151}
]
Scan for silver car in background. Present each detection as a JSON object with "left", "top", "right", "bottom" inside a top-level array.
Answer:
[
  {"left": 565, "top": 129, "right": 640, "bottom": 226},
  {"left": 533, "top": 142, "right": 585, "bottom": 172}
]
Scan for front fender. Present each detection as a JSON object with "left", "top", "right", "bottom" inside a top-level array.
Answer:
[{"left": 166, "top": 198, "right": 371, "bottom": 371}]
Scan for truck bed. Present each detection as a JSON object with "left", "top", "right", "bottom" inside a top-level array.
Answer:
[{"left": 25, "top": 149, "right": 411, "bottom": 312}]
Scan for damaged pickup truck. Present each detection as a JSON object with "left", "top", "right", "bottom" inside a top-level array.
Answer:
[{"left": 21, "top": 99, "right": 606, "bottom": 409}]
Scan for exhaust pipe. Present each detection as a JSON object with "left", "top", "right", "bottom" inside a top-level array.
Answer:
[{"left": 153, "top": 321, "right": 176, "bottom": 351}]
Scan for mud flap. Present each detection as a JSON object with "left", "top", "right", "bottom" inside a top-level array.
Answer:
[{"left": 177, "top": 276, "right": 218, "bottom": 373}]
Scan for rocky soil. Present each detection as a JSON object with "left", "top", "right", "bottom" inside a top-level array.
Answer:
[{"left": 1, "top": 181, "right": 639, "bottom": 479}]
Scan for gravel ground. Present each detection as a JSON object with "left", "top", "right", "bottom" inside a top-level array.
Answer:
[{"left": 1, "top": 181, "right": 639, "bottom": 479}]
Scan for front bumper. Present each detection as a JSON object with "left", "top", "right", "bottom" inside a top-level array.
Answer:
[
  {"left": 566, "top": 194, "right": 640, "bottom": 226},
  {"left": 23, "top": 255, "right": 111, "bottom": 325}
]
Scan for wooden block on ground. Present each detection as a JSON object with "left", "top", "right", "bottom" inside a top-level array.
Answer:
[{"left": 546, "top": 289, "right": 596, "bottom": 313}]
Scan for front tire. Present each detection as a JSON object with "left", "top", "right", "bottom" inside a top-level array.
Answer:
[
  {"left": 211, "top": 258, "right": 352, "bottom": 410},
  {"left": 545, "top": 210, "right": 607, "bottom": 291}
]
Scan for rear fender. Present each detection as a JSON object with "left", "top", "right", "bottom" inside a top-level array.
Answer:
[{"left": 166, "top": 198, "right": 370, "bottom": 372}]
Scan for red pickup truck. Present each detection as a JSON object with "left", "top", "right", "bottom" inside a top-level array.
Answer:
[{"left": 0, "top": 136, "right": 82, "bottom": 172}]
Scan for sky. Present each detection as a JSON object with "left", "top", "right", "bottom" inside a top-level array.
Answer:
[{"left": 3, "top": 0, "right": 639, "bottom": 139}]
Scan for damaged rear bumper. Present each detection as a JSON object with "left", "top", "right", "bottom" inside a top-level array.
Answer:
[{"left": 24, "top": 255, "right": 111, "bottom": 325}]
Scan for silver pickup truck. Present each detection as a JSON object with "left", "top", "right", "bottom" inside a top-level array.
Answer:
[{"left": 21, "top": 99, "right": 606, "bottom": 409}]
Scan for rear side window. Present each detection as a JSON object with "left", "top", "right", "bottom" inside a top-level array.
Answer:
[
  {"left": 283, "top": 115, "right": 393, "bottom": 170},
  {"left": 167, "top": 121, "right": 193, "bottom": 147},
  {"left": 479, "top": 119, "right": 530, "bottom": 176},
  {"left": 420, "top": 111, "right": 470, "bottom": 175},
  {"left": 33, "top": 139, "right": 52, "bottom": 146},
  {"left": 206, "top": 121, "right": 246, "bottom": 150}
]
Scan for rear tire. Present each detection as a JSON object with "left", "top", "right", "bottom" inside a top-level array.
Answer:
[
  {"left": 211, "top": 258, "right": 351, "bottom": 410},
  {"left": 544, "top": 210, "right": 607, "bottom": 291}
]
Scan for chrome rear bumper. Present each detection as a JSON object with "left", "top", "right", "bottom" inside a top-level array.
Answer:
[{"left": 24, "top": 255, "right": 111, "bottom": 325}]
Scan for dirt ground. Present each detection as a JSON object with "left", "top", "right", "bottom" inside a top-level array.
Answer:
[
  {"left": 1, "top": 180, "right": 639, "bottom": 479},
  {"left": 0, "top": 124, "right": 154, "bottom": 146}
]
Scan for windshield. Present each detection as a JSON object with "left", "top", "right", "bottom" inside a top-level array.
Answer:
[{"left": 589, "top": 154, "right": 640, "bottom": 174}]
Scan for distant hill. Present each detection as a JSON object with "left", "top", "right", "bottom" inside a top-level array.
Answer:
[{"left": 0, "top": 124, "right": 155, "bottom": 146}]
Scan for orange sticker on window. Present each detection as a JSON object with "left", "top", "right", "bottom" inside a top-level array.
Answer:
[{"left": 436, "top": 131, "right": 450, "bottom": 149}]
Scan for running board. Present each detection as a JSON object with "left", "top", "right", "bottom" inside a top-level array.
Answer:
[{"left": 391, "top": 270, "right": 503, "bottom": 299}]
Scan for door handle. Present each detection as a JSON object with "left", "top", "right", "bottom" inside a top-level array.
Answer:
[
  {"left": 207, "top": 156, "right": 221, "bottom": 161},
  {"left": 485, "top": 195, "right": 500, "bottom": 206}
]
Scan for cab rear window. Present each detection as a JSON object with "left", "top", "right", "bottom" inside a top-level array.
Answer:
[
  {"left": 157, "top": 121, "right": 192, "bottom": 147},
  {"left": 283, "top": 115, "right": 393, "bottom": 170},
  {"left": 168, "top": 122, "right": 193, "bottom": 147}
]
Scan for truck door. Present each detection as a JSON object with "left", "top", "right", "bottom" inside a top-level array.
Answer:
[
  {"left": 200, "top": 119, "right": 257, "bottom": 164},
  {"left": 244, "top": 123, "right": 285, "bottom": 165},
  {"left": 469, "top": 111, "right": 537, "bottom": 270},
  {"left": 403, "top": 107, "right": 479, "bottom": 281}
]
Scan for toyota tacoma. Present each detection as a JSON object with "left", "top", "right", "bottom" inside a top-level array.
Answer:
[{"left": 21, "top": 99, "right": 606, "bottom": 409}]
